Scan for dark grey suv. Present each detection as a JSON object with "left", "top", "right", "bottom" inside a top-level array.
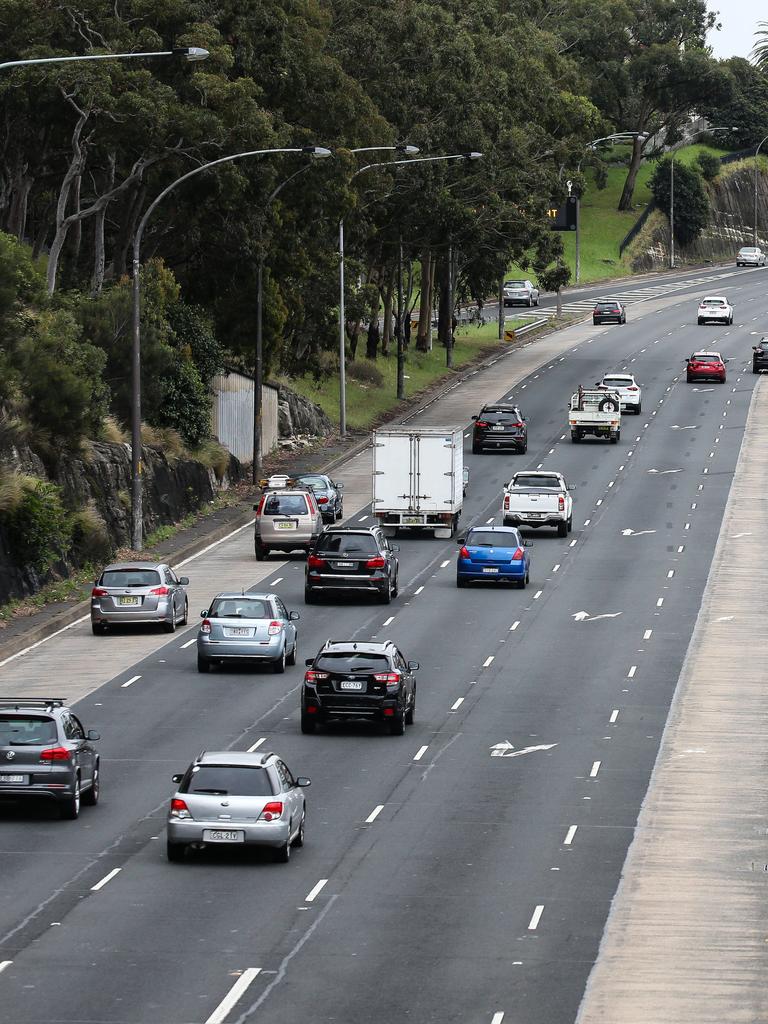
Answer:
[{"left": 0, "top": 698, "right": 100, "bottom": 819}]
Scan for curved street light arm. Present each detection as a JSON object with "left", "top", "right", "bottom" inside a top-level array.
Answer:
[{"left": 0, "top": 48, "right": 209, "bottom": 71}]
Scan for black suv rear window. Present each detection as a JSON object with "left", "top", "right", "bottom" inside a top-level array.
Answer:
[
  {"left": 316, "top": 534, "right": 378, "bottom": 555},
  {"left": 315, "top": 652, "right": 391, "bottom": 673},
  {"left": 479, "top": 408, "right": 521, "bottom": 423},
  {"left": 101, "top": 568, "right": 161, "bottom": 587},
  {"left": 183, "top": 765, "right": 275, "bottom": 796},
  {"left": 0, "top": 715, "right": 58, "bottom": 745},
  {"left": 596, "top": 303, "right": 619, "bottom": 310}
]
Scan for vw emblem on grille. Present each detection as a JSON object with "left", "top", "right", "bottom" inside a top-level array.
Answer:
[{"left": 6, "top": 751, "right": 15, "bottom": 760}]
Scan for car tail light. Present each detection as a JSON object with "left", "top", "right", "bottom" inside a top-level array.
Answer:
[
  {"left": 91, "top": 587, "right": 108, "bottom": 597},
  {"left": 374, "top": 671, "right": 401, "bottom": 688},
  {"left": 170, "top": 798, "right": 191, "bottom": 819},
  {"left": 149, "top": 585, "right": 169, "bottom": 596},
  {"left": 259, "top": 801, "right": 283, "bottom": 821},
  {"left": 255, "top": 495, "right": 266, "bottom": 515},
  {"left": 307, "top": 554, "right": 326, "bottom": 569},
  {"left": 383, "top": 707, "right": 395, "bottom": 717},
  {"left": 317, "top": 496, "right": 328, "bottom": 504},
  {"left": 366, "top": 556, "right": 386, "bottom": 569},
  {"left": 268, "top": 620, "right": 283, "bottom": 636},
  {"left": 558, "top": 495, "right": 565, "bottom": 512},
  {"left": 304, "top": 670, "right": 329, "bottom": 683},
  {"left": 512, "top": 422, "right": 523, "bottom": 428},
  {"left": 626, "top": 386, "right": 638, "bottom": 391},
  {"left": 306, "top": 496, "right": 318, "bottom": 514},
  {"left": 511, "top": 547, "right": 525, "bottom": 560},
  {"left": 200, "top": 618, "right": 212, "bottom": 634},
  {"left": 40, "top": 746, "right": 71, "bottom": 762},
  {"left": 459, "top": 546, "right": 470, "bottom": 559},
  {"left": 504, "top": 496, "right": 510, "bottom": 510},
  {"left": 475, "top": 420, "right": 488, "bottom": 428}
]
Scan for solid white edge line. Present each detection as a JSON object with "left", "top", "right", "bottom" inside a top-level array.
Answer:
[
  {"left": 564, "top": 825, "right": 578, "bottom": 846},
  {"left": 247, "top": 738, "right": 266, "bottom": 753},
  {"left": 0, "top": 960, "right": 11, "bottom": 974},
  {"left": 365, "top": 805, "right": 384, "bottom": 824},
  {"left": 451, "top": 697, "right": 464, "bottom": 711},
  {"left": 181, "top": 637, "right": 197, "bottom": 649},
  {"left": 179, "top": 519, "right": 253, "bottom": 568},
  {"left": 121, "top": 675, "right": 141, "bottom": 689},
  {"left": 528, "top": 905, "right": 544, "bottom": 930},
  {"left": 609, "top": 709, "right": 619, "bottom": 724},
  {"left": 305, "top": 879, "right": 328, "bottom": 903},
  {"left": 205, "top": 968, "right": 261, "bottom": 1024},
  {"left": 590, "top": 761, "right": 601, "bottom": 777},
  {"left": 483, "top": 656, "right": 494, "bottom": 667},
  {"left": 90, "top": 867, "right": 122, "bottom": 892},
  {"left": 413, "top": 745, "right": 429, "bottom": 761}
]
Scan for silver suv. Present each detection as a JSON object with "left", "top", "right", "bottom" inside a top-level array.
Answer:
[
  {"left": 254, "top": 487, "right": 323, "bottom": 560},
  {"left": 0, "top": 698, "right": 100, "bottom": 819},
  {"left": 736, "top": 246, "right": 766, "bottom": 267},
  {"left": 91, "top": 562, "right": 189, "bottom": 635},
  {"left": 166, "top": 750, "right": 310, "bottom": 863}
]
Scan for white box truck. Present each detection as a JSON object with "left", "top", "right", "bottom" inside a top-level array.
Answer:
[{"left": 372, "top": 426, "right": 464, "bottom": 538}]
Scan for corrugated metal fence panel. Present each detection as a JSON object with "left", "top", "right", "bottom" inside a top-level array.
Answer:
[{"left": 212, "top": 372, "right": 279, "bottom": 464}]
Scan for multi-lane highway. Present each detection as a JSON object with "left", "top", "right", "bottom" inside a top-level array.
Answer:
[{"left": 0, "top": 263, "right": 765, "bottom": 1024}]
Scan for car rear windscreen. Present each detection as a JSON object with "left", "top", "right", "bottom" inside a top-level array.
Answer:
[
  {"left": 480, "top": 409, "right": 520, "bottom": 423},
  {"left": 315, "top": 653, "right": 391, "bottom": 674},
  {"left": 505, "top": 281, "right": 527, "bottom": 287},
  {"left": 602, "top": 378, "right": 631, "bottom": 387},
  {"left": 694, "top": 355, "right": 719, "bottom": 362},
  {"left": 263, "top": 495, "right": 308, "bottom": 516},
  {"left": 316, "top": 534, "right": 378, "bottom": 555},
  {"left": 702, "top": 300, "right": 725, "bottom": 306},
  {"left": 512, "top": 476, "right": 559, "bottom": 488},
  {"left": 183, "top": 765, "right": 275, "bottom": 797},
  {"left": 0, "top": 715, "right": 57, "bottom": 745},
  {"left": 101, "top": 568, "right": 161, "bottom": 587},
  {"left": 295, "top": 476, "right": 328, "bottom": 490},
  {"left": 209, "top": 598, "right": 271, "bottom": 619},
  {"left": 596, "top": 303, "right": 619, "bottom": 310},
  {"left": 468, "top": 531, "right": 520, "bottom": 547}
]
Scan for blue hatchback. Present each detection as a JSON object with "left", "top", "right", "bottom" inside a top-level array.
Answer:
[{"left": 456, "top": 526, "right": 531, "bottom": 588}]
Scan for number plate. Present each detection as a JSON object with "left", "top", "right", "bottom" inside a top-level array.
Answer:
[
  {"left": 203, "top": 829, "right": 245, "bottom": 843},
  {"left": 0, "top": 774, "right": 26, "bottom": 784},
  {"left": 491, "top": 425, "right": 505, "bottom": 431},
  {"left": 276, "top": 521, "right": 297, "bottom": 530},
  {"left": 340, "top": 680, "right": 364, "bottom": 691},
  {"left": 224, "top": 627, "right": 252, "bottom": 637},
  {"left": 482, "top": 567, "right": 499, "bottom": 574},
  {"left": 118, "top": 596, "right": 140, "bottom": 606},
  {"left": 526, "top": 513, "right": 541, "bottom": 519},
  {"left": 402, "top": 516, "right": 422, "bottom": 525},
  {"left": 334, "top": 561, "right": 354, "bottom": 568}
]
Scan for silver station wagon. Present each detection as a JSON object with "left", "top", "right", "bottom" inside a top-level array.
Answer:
[
  {"left": 91, "top": 562, "right": 189, "bottom": 635},
  {"left": 197, "top": 592, "right": 299, "bottom": 674}
]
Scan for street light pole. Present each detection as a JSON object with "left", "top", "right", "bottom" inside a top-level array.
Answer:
[
  {"left": 130, "top": 145, "right": 331, "bottom": 550},
  {"left": 0, "top": 46, "right": 209, "bottom": 72},
  {"left": 396, "top": 233, "right": 405, "bottom": 400},
  {"left": 754, "top": 133, "right": 768, "bottom": 246}
]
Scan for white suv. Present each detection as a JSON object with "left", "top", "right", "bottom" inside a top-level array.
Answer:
[
  {"left": 736, "top": 246, "right": 766, "bottom": 267},
  {"left": 697, "top": 296, "right": 733, "bottom": 325},
  {"left": 596, "top": 373, "right": 642, "bottom": 414}
]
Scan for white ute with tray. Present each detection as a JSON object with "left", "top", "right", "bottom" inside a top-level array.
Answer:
[
  {"left": 372, "top": 425, "right": 464, "bottom": 539},
  {"left": 569, "top": 386, "right": 621, "bottom": 444},
  {"left": 502, "top": 471, "right": 574, "bottom": 537}
]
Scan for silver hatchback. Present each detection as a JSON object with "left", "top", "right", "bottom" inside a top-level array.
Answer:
[
  {"left": 166, "top": 750, "right": 310, "bottom": 863},
  {"left": 196, "top": 592, "right": 299, "bottom": 674},
  {"left": 91, "top": 562, "right": 189, "bottom": 635}
]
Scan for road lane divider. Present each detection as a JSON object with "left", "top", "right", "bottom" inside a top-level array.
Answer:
[
  {"left": 590, "top": 761, "right": 601, "bottom": 777},
  {"left": 0, "top": 961, "right": 12, "bottom": 974},
  {"left": 121, "top": 675, "right": 141, "bottom": 689},
  {"left": 365, "top": 805, "right": 384, "bottom": 824},
  {"left": 609, "top": 710, "right": 619, "bottom": 724},
  {"left": 90, "top": 868, "right": 122, "bottom": 892},
  {"left": 482, "top": 656, "right": 495, "bottom": 668},
  {"left": 247, "top": 738, "right": 266, "bottom": 753},
  {"left": 528, "top": 905, "right": 544, "bottom": 930},
  {"left": 180, "top": 637, "right": 196, "bottom": 649},
  {"left": 510, "top": 621, "right": 520, "bottom": 631},
  {"left": 205, "top": 968, "right": 261, "bottom": 1024},
  {"left": 450, "top": 698, "right": 465, "bottom": 711},
  {"left": 305, "top": 879, "right": 328, "bottom": 903},
  {"left": 627, "top": 665, "right": 637, "bottom": 678},
  {"left": 413, "top": 745, "right": 429, "bottom": 762},
  {"left": 564, "top": 826, "right": 578, "bottom": 846}
]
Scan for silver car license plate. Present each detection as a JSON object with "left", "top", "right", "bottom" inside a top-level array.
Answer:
[
  {"left": 340, "top": 680, "right": 364, "bottom": 690},
  {"left": 224, "top": 627, "right": 252, "bottom": 637},
  {"left": 276, "top": 521, "right": 296, "bottom": 530},
  {"left": 118, "top": 596, "right": 140, "bottom": 606},
  {"left": 0, "top": 774, "right": 26, "bottom": 784},
  {"left": 203, "top": 829, "right": 245, "bottom": 843},
  {"left": 334, "top": 561, "right": 354, "bottom": 568},
  {"left": 492, "top": 425, "right": 505, "bottom": 431},
  {"left": 482, "top": 567, "right": 499, "bottom": 574}
]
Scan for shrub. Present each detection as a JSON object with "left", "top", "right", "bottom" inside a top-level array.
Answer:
[
  {"left": 696, "top": 152, "right": 722, "bottom": 181},
  {"left": 141, "top": 423, "right": 186, "bottom": 460},
  {"left": 100, "top": 416, "right": 128, "bottom": 445},
  {"left": 1, "top": 477, "right": 72, "bottom": 574},
  {"left": 154, "top": 356, "right": 211, "bottom": 448},
  {"left": 70, "top": 501, "right": 113, "bottom": 564},
  {"left": 193, "top": 439, "right": 231, "bottom": 481},
  {"left": 650, "top": 159, "right": 710, "bottom": 247},
  {"left": 0, "top": 469, "right": 37, "bottom": 514},
  {"left": 346, "top": 359, "right": 384, "bottom": 387}
]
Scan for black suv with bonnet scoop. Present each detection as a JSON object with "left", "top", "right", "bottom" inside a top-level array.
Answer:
[
  {"left": 301, "top": 640, "right": 418, "bottom": 735},
  {"left": 471, "top": 405, "right": 527, "bottom": 454},
  {"left": 305, "top": 527, "right": 398, "bottom": 604},
  {"left": 753, "top": 337, "right": 768, "bottom": 374}
]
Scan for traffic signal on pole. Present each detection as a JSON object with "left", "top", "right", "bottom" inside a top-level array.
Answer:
[{"left": 547, "top": 196, "right": 577, "bottom": 230}]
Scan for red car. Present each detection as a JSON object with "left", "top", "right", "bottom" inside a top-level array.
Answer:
[{"left": 685, "top": 351, "right": 728, "bottom": 383}]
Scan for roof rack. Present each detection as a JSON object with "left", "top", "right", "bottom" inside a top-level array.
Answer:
[
  {"left": 0, "top": 697, "right": 66, "bottom": 709},
  {"left": 258, "top": 751, "right": 275, "bottom": 765}
]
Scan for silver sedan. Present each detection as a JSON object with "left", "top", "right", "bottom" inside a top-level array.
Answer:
[
  {"left": 91, "top": 562, "right": 189, "bottom": 635},
  {"left": 196, "top": 592, "right": 299, "bottom": 674}
]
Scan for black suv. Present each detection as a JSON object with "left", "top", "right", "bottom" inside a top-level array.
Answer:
[
  {"left": 753, "top": 337, "right": 768, "bottom": 374},
  {"left": 471, "top": 405, "right": 527, "bottom": 454},
  {"left": 302, "top": 641, "right": 418, "bottom": 735},
  {"left": 593, "top": 299, "right": 626, "bottom": 325},
  {"left": 305, "top": 527, "right": 399, "bottom": 604},
  {"left": 0, "top": 698, "right": 100, "bottom": 819}
]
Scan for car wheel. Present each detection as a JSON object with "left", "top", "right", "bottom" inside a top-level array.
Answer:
[
  {"left": 697, "top": 318, "right": 703, "bottom": 326},
  {"left": 527, "top": 298, "right": 533, "bottom": 307},
  {"left": 567, "top": 516, "right": 573, "bottom": 534},
  {"left": 304, "top": 587, "right": 316, "bottom": 605},
  {"left": 471, "top": 442, "right": 482, "bottom": 454},
  {"left": 166, "top": 841, "right": 186, "bottom": 863},
  {"left": 254, "top": 542, "right": 268, "bottom": 561},
  {"left": 534, "top": 296, "right": 539, "bottom": 306},
  {"left": 293, "top": 811, "right": 306, "bottom": 848},
  {"left": 518, "top": 570, "right": 528, "bottom": 590},
  {"left": 635, "top": 403, "right": 642, "bottom": 414},
  {"left": 754, "top": 364, "right": 760, "bottom": 374},
  {"left": 274, "top": 835, "right": 291, "bottom": 863},
  {"left": 571, "top": 430, "right": 580, "bottom": 443},
  {"left": 60, "top": 777, "right": 81, "bottom": 820},
  {"left": 336, "top": 507, "right": 343, "bottom": 520},
  {"left": 380, "top": 581, "right": 392, "bottom": 605},
  {"left": 391, "top": 573, "right": 399, "bottom": 598},
  {"left": 300, "top": 710, "right": 316, "bottom": 734},
  {"left": 164, "top": 610, "right": 177, "bottom": 634},
  {"left": 456, "top": 576, "right": 468, "bottom": 588},
  {"left": 197, "top": 655, "right": 211, "bottom": 674},
  {"left": 180, "top": 600, "right": 189, "bottom": 626},
  {"left": 82, "top": 764, "right": 100, "bottom": 806},
  {"left": 287, "top": 638, "right": 297, "bottom": 666},
  {"left": 272, "top": 646, "right": 287, "bottom": 674},
  {"left": 91, "top": 622, "right": 106, "bottom": 636},
  {"left": 557, "top": 521, "right": 568, "bottom": 538},
  {"left": 389, "top": 706, "right": 406, "bottom": 736},
  {"left": 405, "top": 687, "right": 416, "bottom": 725}
]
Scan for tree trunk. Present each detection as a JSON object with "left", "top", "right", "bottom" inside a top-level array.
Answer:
[
  {"left": 437, "top": 252, "right": 451, "bottom": 353},
  {"left": 91, "top": 154, "right": 115, "bottom": 296},
  {"left": 6, "top": 162, "right": 33, "bottom": 240},
  {"left": 415, "top": 248, "right": 432, "bottom": 352},
  {"left": 366, "top": 317, "right": 380, "bottom": 360},
  {"left": 347, "top": 319, "right": 361, "bottom": 361},
  {"left": 110, "top": 181, "right": 143, "bottom": 282},
  {"left": 618, "top": 137, "right": 645, "bottom": 212},
  {"left": 381, "top": 270, "right": 394, "bottom": 357},
  {"left": 46, "top": 101, "right": 89, "bottom": 294},
  {"left": 70, "top": 172, "right": 82, "bottom": 279},
  {"left": 556, "top": 287, "right": 563, "bottom": 317}
]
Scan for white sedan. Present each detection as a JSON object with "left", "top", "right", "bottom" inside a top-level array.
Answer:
[
  {"left": 596, "top": 373, "right": 642, "bottom": 414},
  {"left": 697, "top": 295, "right": 733, "bottom": 325},
  {"left": 736, "top": 246, "right": 766, "bottom": 267}
]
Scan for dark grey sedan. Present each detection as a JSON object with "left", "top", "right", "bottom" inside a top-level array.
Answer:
[{"left": 293, "top": 473, "right": 344, "bottom": 523}]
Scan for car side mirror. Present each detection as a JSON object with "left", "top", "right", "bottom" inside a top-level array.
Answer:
[
  {"left": 525, "top": 541, "right": 533, "bottom": 547},
  {"left": 289, "top": 611, "right": 300, "bottom": 620},
  {"left": 200, "top": 610, "right": 208, "bottom": 618},
  {"left": 87, "top": 729, "right": 100, "bottom": 741},
  {"left": 171, "top": 774, "right": 183, "bottom": 784},
  {"left": 305, "top": 658, "right": 314, "bottom": 667},
  {"left": 470, "top": 415, "right": 478, "bottom": 421},
  {"left": 724, "top": 358, "right": 730, "bottom": 363},
  {"left": 408, "top": 661, "right": 420, "bottom": 671},
  {"left": 178, "top": 576, "right": 189, "bottom": 586},
  {"left": 456, "top": 537, "right": 466, "bottom": 545},
  {"left": 296, "top": 777, "right": 311, "bottom": 787},
  {"left": 391, "top": 544, "right": 400, "bottom": 552},
  {"left": 335, "top": 482, "right": 344, "bottom": 491}
]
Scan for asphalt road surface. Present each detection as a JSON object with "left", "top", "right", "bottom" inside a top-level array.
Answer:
[{"left": 0, "top": 266, "right": 765, "bottom": 1024}]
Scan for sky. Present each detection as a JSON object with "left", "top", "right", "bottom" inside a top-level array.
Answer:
[{"left": 706, "top": 0, "right": 763, "bottom": 59}]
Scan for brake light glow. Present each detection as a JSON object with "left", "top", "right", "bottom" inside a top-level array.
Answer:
[
  {"left": 317, "top": 496, "right": 328, "bottom": 504},
  {"left": 268, "top": 620, "right": 283, "bottom": 636},
  {"left": 627, "top": 386, "right": 638, "bottom": 391},
  {"left": 558, "top": 495, "right": 565, "bottom": 512},
  {"left": 200, "top": 618, "right": 211, "bottom": 634},
  {"left": 149, "top": 585, "right": 169, "bottom": 596},
  {"left": 304, "top": 670, "right": 329, "bottom": 683},
  {"left": 170, "top": 798, "right": 191, "bottom": 819},
  {"left": 366, "top": 556, "right": 386, "bottom": 569},
  {"left": 91, "top": 587, "right": 108, "bottom": 597},
  {"left": 40, "top": 746, "right": 71, "bottom": 762},
  {"left": 504, "top": 496, "right": 510, "bottom": 510},
  {"left": 459, "top": 546, "right": 470, "bottom": 559},
  {"left": 512, "top": 547, "right": 525, "bottom": 560},
  {"left": 307, "top": 554, "right": 326, "bottom": 570},
  {"left": 259, "top": 801, "right": 284, "bottom": 821},
  {"left": 475, "top": 420, "right": 488, "bottom": 428},
  {"left": 374, "top": 671, "right": 401, "bottom": 688}
]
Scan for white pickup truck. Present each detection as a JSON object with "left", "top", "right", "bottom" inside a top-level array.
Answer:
[
  {"left": 569, "top": 386, "right": 621, "bottom": 444},
  {"left": 502, "top": 471, "right": 574, "bottom": 537}
]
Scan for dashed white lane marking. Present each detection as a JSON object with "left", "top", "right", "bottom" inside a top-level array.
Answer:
[
  {"left": 0, "top": 961, "right": 11, "bottom": 974},
  {"left": 91, "top": 868, "right": 122, "bottom": 892},
  {"left": 608, "top": 481, "right": 614, "bottom": 488},
  {"left": 667, "top": 570, "right": 675, "bottom": 579},
  {"left": 528, "top": 905, "right": 544, "bottom": 930},
  {"left": 618, "top": 465, "right": 625, "bottom": 471},
  {"left": 609, "top": 709, "right": 620, "bottom": 724},
  {"left": 564, "top": 825, "right": 578, "bottom": 845},
  {"left": 247, "top": 738, "right": 266, "bottom": 753},
  {"left": 451, "top": 697, "right": 465, "bottom": 711},
  {"left": 413, "top": 745, "right": 429, "bottom": 761},
  {"left": 628, "top": 665, "right": 637, "bottom": 678},
  {"left": 365, "top": 805, "right": 384, "bottom": 824},
  {"left": 121, "top": 675, "right": 141, "bottom": 689},
  {"left": 414, "top": 586, "right": 424, "bottom": 595},
  {"left": 483, "top": 655, "right": 495, "bottom": 668},
  {"left": 270, "top": 577, "right": 284, "bottom": 585},
  {"left": 536, "top": 464, "right": 543, "bottom": 470},
  {"left": 440, "top": 560, "right": 450, "bottom": 568},
  {"left": 691, "top": 502, "right": 697, "bottom": 510},
  {"left": 305, "top": 879, "right": 328, "bottom": 903},
  {"left": 569, "top": 539, "right": 577, "bottom": 547},
  {"left": 510, "top": 621, "right": 520, "bottom": 631},
  {"left": 677, "top": 545, "right": 684, "bottom": 553},
  {"left": 590, "top": 761, "right": 601, "bottom": 778},
  {"left": 684, "top": 523, "right": 690, "bottom": 530},
  {"left": 657, "top": 597, "right": 664, "bottom": 607},
  {"left": 358, "top": 515, "right": 369, "bottom": 522},
  {"left": 703, "top": 468, "right": 709, "bottom": 475},
  {"left": 533, "top": 591, "right": 543, "bottom": 599},
  {"left": 383, "top": 616, "right": 394, "bottom": 626},
  {"left": 492, "top": 1014, "right": 505, "bottom": 1024},
  {"left": 596, "top": 499, "right": 602, "bottom": 506},
  {"left": 552, "top": 564, "right": 560, "bottom": 573},
  {"left": 643, "top": 629, "right": 653, "bottom": 640},
  {"left": 204, "top": 968, "right": 261, "bottom": 1024},
  {"left": 181, "top": 637, "right": 197, "bottom": 649},
  {"left": 486, "top": 517, "right": 495, "bottom": 524},
  {"left": 583, "top": 519, "right": 591, "bottom": 526},
  {"left": 548, "top": 448, "right": 555, "bottom": 455}
]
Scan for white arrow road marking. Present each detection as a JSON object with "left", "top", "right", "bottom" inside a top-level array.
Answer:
[
  {"left": 621, "top": 529, "right": 656, "bottom": 536},
  {"left": 490, "top": 742, "right": 557, "bottom": 758},
  {"left": 670, "top": 424, "right": 697, "bottom": 430},
  {"left": 572, "top": 611, "right": 623, "bottom": 622},
  {"left": 647, "top": 469, "right": 683, "bottom": 474}
]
